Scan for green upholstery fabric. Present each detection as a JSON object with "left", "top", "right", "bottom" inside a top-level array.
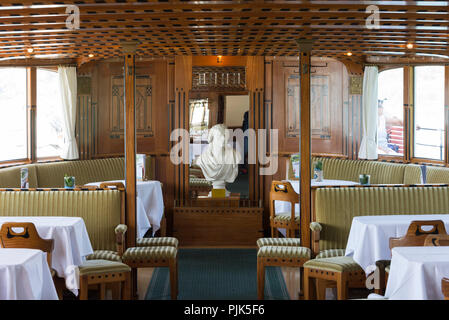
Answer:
[
  {"left": 315, "top": 249, "right": 346, "bottom": 259},
  {"left": 256, "top": 238, "right": 301, "bottom": 248},
  {"left": 122, "top": 246, "right": 177, "bottom": 262},
  {"left": 273, "top": 212, "right": 300, "bottom": 223},
  {"left": 426, "top": 166, "right": 449, "bottom": 184},
  {"left": 79, "top": 259, "right": 131, "bottom": 276},
  {"left": 0, "top": 190, "right": 121, "bottom": 251},
  {"left": 315, "top": 186, "right": 449, "bottom": 251},
  {"left": 0, "top": 164, "right": 38, "bottom": 188},
  {"left": 0, "top": 157, "right": 154, "bottom": 189},
  {"left": 303, "top": 256, "right": 362, "bottom": 273},
  {"left": 36, "top": 158, "right": 125, "bottom": 188},
  {"left": 257, "top": 246, "right": 311, "bottom": 259},
  {"left": 136, "top": 237, "right": 179, "bottom": 248},
  {"left": 86, "top": 250, "right": 122, "bottom": 262},
  {"left": 311, "top": 157, "right": 422, "bottom": 184}
]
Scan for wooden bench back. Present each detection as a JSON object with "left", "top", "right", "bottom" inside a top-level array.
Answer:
[{"left": 390, "top": 220, "right": 447, "bottom": 250}]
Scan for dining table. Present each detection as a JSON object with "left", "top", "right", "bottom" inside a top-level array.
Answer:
[
  {"left": 0, "top": 216, "right": 93, "bottom": 294},
  {"left": 383, "top": 246, "right": 449, "bottom": 300},
  {"left": 345, "top": 214, "right": 449, "bottom": 273},
  {"left": 0, "top": 248, "right": 58, "bottom": 300},
  {"left": 85, "top": 179, "right": 164, "bottom": 238}
]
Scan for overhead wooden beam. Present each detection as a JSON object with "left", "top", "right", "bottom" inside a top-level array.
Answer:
[{"left": 296, "top": 38, "right": 313, "bottom": 249}]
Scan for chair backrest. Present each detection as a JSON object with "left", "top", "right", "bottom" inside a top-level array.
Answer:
[
  {"left": 389, "top": 220, "right": 447, "bottom": 250},
  {"left": 0, "top": 222, "right": 54, "bottom": 268},
  {"left": 424, "top": 234, "right": 449, "bottom": 247},
  {"left": 269, "top": 181, "right": 298, "bottom": 217},
  {"left": 442, "top": 278, "right": 449, "bottom": 300}
]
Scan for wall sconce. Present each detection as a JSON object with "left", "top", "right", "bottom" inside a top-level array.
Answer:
[{"left": 217, "top": 55, "right": 223, "bottom": 63}]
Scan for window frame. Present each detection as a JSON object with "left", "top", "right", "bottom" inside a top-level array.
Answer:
[
  {"left": 0, "top": 66, "right": 62, "bottom": 166},
  {"left": 378, "top": 64, "right": 449, "bottom": 166}
]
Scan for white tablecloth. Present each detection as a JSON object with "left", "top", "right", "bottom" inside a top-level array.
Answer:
[
  {"left": 86, "top": 180, "right": 164, "bottom": 237},
  {"left": 345, "top": 214, "right": 449, "bottom": 272},
  {"left": 0, "top": 248, "right": 58, "bottom": 300},
  {"left": 0, "top": 217, "right": 93, "bottom": 284},
  {"left": 384, "top": 246, "right": 449, "bottom": 300}
]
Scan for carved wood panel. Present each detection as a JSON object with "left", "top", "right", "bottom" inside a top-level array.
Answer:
[{"left": 110, "top": 75, "right": 153, "bottom": 138}]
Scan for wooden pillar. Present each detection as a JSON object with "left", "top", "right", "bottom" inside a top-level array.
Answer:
[
  {"left": 296, "top": 39, "right": 313, "bottom": 248},
  {"left": 121, "top": 41, "right": 139, "bottom": 248},
  {"left": 26, "top": 67, "right": 36, "bottom": 162}
]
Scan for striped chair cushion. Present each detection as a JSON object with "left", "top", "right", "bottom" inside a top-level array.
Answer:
[
  {"left": 136, "top": 237, "right": 179, "bottom": 249},
  {"left": 256, "top": 238, "right": 301, "bottom": 248},
  {"left": 315, "top": 249, "right": 346, "bottom": 259},
  {"left": 303, "top": 256, "right": 363, "bottom": 273},
  {"left": 86, "top": 250, "right": 122, "bottom": 262},
  {"left": 257, "top": 246, "right": 311, "bottom": 259},
  {"left": 122, "top": 246, "right": 177, "bottom": 262},
  {"left": 79, "top": 259, "right": 131, "bottom": 276},
  {"left": 273, "top": 213, "right": 300, "bottom": 223}
]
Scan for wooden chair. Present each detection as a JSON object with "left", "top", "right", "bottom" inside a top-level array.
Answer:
[
  {"left": 257, "top": 244, "right": 311, "bottom": 299},
  {"left": 376, "top": 220, "right": 448, "bottom": 295},
  {"left": 116, "top": 224, "right": 179, "bottom": 300},
  {"left": 442, "top": 278, "right": 449, "bottom": 300},
  {"left": 269, "top": 181, "right": 299, "bottom": 238},
  {"left": 0, "top": 222, "right": 65, "bottom": 298},
  {"left": 78, "top": 224, "right": 131, "bottom": 300},
  {"left": 424, "top": 234, "right": 449, "bottom": 247},
  {"left": 0, "top": 222, "right": 54, "bottom": 268}
]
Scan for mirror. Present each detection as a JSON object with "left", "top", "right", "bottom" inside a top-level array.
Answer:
[{"left": 189, "top": 92, "right": 249, "bottom": 199}]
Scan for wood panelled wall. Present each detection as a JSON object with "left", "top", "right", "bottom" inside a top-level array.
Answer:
[
  {"left": 76, "top": 55, "right": 362, "bottom": 236},
  {"left": 265, "top": 56, "right": 363, "bottom": 184}
]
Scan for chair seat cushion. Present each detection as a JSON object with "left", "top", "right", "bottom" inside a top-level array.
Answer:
[
  {"left": 122, "top": 246, "right": 177, "bottom": 262},
  {"left": 256, "top": 238, "right": 301, "bottom": 248},
  {"left": 315, "top": 249, "right": 346, "bottom": 259},
  {"left": 304, "top": 256, "right": 363, "bottom": 273},
  {"left": 136, "top": 237, "right": 179, "bottom": 249},
  {"left": 273, "top": 212, "right": 300, "bottom": 223},
  {"left": 85, "top": 250, "right": 122, "bottom": 262},
  {"left": 257, "top": 246, "right": 311, "bottom": 259},
  {"left": 79, "top": 259, "right": 131, "bottom": 276}
]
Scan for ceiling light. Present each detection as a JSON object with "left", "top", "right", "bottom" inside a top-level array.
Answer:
[
  {"left": 217, "top": 55, "right": 223, "bottom": 63},
  {"left": 406, "top": 43, "right": 414, "bottom": 49},
  {"left": 88, "top": 54, "right": 94, "bottom": 58},
  {"left": 345, "top": 52, "right": 353, "bottom": 56},
  {"left": 27, "top": 48, "right": 34, "bottom": 53}
]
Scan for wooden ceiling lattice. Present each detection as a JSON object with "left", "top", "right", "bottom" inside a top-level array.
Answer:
[{"left": 0, "top": 1, "right": 448, "bottom": 65}]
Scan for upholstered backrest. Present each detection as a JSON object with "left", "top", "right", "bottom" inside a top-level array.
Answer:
[
  {"left": 311, "top": 157, "right": 422, "bottom": 184},
  {"left": 0, "top": 190, "right": 122, "bottom": 251},
  {"left": 0, "top": 164, "right": 39, "bottom": 188},
  {"left": 315, "top": 186, "right": 449, "bottom": 250},
  {"left": 426, "top": 166, "right": 449, "bottom": 184},
  {"left": 36, "top": 158, "right": 125, "bottom": 188}
]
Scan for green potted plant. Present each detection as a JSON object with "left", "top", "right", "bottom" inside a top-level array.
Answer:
[
  {"left": 314, "top": 160, "right": 323, "bottom": 182},
  {"left": 64, "top": 174, "right": 75, "bottom": 189},
  {"left": 359, "top": 174, "right": 370, "bottom": 185}
]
